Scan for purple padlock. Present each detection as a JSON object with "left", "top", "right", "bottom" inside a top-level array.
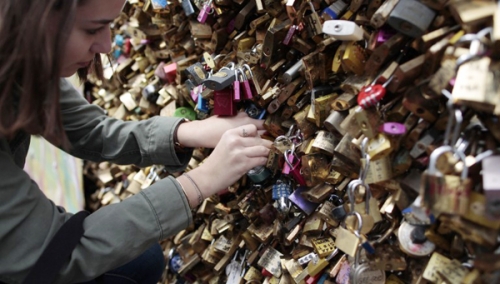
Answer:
[
  {"left": 288, "top": 186, "right": 319, "bottom": 215},
  {"left": 197, "top": 0, "right": 212, "bottom": 24},
  {"left": 379, "top": 122, "right": 406, "bottom": 136}
]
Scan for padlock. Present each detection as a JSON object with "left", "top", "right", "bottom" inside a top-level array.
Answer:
[
  {"left": 366, "top": 133, "right": 393, "bottom": 160},
  {"left": 322, "top": 0, "right": 347, "bottom": 21},
  {"left": 204, "top": 68, "right": 236, "bottom": 91},
  {"left": 355, "top": 106, "right": 381, "bottom": 139},
  {"left": 185, "top": 62, "right": 208, "bottom": 86},
  {"left": 422, "top": 252, "right": 470, "bottom": 284},
  {"left": 349, "top": 246, "right": 386, "bottom": 284},
  {"left": 358, "top": 77, "right": 393, "bottom": 109},
  {"left": 370, "top": 0, "right": 399, "bottom": 28},
  {"left": 197, "top": 0, "right": 213, "bottom": 24},
  {"left": 482, "top": 156, "right": 500, "bottom": 219},
  {"left": 181, "top": 0, "right": 195, "bottom": 16},
  {"left": 398, "top": 221, "right": 436, "bottom": 257},
  {"left": 213, "top": 88, "right": 235, "bottom": 116},
  {"left": 341, "top": 42, "right": 366, "bottom": 76},
  {"left": 289, "top": 186, "right": 320, "bottom": 215},
  {"left": 282, "top": 60, "right": 304, "bottom": 84},
  {"left": 301, "top": 1, "right": 323, "bottom": 38},
  {"left": 322, "top": 20, "right": 364, "bottom": 41},
  {"left": 422, "top": 145, "right": 472, "bottom": 217},
  {"left": 232, "top": 69, "right": 241, "bottom": 102},
  {"left": 387, "top": 0, "right": 436, "bottom": 38},
  {"left": 259, "top": 247, "right": 284, "bottom": 279},
  {"left": 345, "top": 181, "right": 375, "bottom": 235},
  {"left": 247, "top": 165, "right": 272, "bottom": 184}
]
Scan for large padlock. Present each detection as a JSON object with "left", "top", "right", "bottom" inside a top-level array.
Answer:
[{"left": 421, "top": 145, "right": 472, "bottom": 217}]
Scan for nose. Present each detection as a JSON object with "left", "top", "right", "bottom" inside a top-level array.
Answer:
[{"left": 90, "top": 27, "right": 112, "bottom": 54}]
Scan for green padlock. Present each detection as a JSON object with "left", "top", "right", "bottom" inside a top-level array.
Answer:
[{"left": 174, "top": 107, "right": 197, "bottom": 121}]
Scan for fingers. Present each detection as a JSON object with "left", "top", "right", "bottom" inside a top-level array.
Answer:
[
  {"left": 234, "top": 124, "right": 258, "bottom": 138},
  {"left": 243, "top": 145, "right": 271, "bottom": 158}
]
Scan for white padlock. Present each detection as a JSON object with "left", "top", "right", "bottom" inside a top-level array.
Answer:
[{"left": 322, "top": 20, "right": 364, "bottom": 41}]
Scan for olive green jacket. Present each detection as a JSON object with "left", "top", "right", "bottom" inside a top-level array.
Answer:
[{"left": 0, "top": 79, "right": 193, "bottom": 284}]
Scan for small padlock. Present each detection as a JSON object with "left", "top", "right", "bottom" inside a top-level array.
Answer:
[
  {"left": 387, "top": 0, "right": 436, "bottom": 38},
  {"left": 398, "top": 221, "right": 436, "bottom": 257},
  {"left": 203, "top": 67, "right": 236, "bottom": 91},
  {"left": 181, "top": 0, "right": 196, "bottom": 16},
  {"left": 345, "top": 180, "right": 375, "bottom": 235},
  {"left": 322, "top": 0, "right": 347, "bottom": 20},
  {"left": 322, "top": 20, "right": 364, "bottom": 41},
  {"left": 422, "top": 145, "right": 472, "bottom": 217},
  {"left": 233, "top": 69, "right": 241, "bottom": 102},
  {"left": 349, "top": 245, "right": 386, "bottom": 284},
  {"left": 482, "top": 156, "right": 500, "bottom": 219},
  {"left": 197, "top": 0, "right": 213, "bottom": 24},
  {"left": 302, "top": 1, "right": 323, "bottom": 37},
  {"left": 247, "top": 165, "right": 272, "bottom": 184},
  {"left": 289, "top": 186, "right": 320, "bottom": 215},
  {"left": 185, "top": 62, "right": 208, "bottom": 86},
  {"left": 357, "top": 76, "right": 394, "bottom": 109}
]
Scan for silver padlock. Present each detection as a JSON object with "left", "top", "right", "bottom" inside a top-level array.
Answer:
[
  {"left": 349, "top": 245, "right": 386, "bottom": 284},
  {"left": 387, "top": 0, "right": 436, "bottom": 38},
  {"left": 482, "top": 156, "right": 500, "bottom": 219},
  {"left": 398, "top": 221, "right": 436, "bottom": 257},
  {"left": 182, "top": 0, "right": 195, "bottom": 16}
]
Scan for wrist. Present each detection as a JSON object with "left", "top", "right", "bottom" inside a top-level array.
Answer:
[
  {"left": 176, "top": 119, "right": 201, "bottom": 149},
  {"left": 173, "top": 118, "right": 189, "bottom": 152},
  {"left": 177, "top": 174, "right": 203, "bottom": 208}
]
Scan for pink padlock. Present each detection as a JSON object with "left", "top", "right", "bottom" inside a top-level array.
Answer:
[
  {"left": 197, "top": 0, "right": 212, "bottom": 24},
  {"left": 233, "top": 69, "right": 241, "bottom": 102},
  {"left": 283, "top": 149, "right": 306, "bottom": 186},
  {"left": 283, "top": 25, "right": 298, "bottom": 46},
  {"left": 239, "top": 68, "right": 253, "bottom": 100},
  {"left": 379, "top": 122, "right": 406, "bottom": 136}
]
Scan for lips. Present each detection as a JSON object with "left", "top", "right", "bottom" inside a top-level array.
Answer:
[{"left": 77, "top": 61, "right": 91, "bottom": 68}]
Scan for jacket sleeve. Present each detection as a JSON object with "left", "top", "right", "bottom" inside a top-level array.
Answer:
[
  {"left": 0, "top": 142, "right": 193, "bottom": 284},
  {"left": 59, "top": 78, "right": 192, "bottom": 172}
]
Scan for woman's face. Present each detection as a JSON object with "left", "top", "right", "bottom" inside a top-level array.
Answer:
[{"left": 59, "top": 0, "right": 125, "bottom": 77}]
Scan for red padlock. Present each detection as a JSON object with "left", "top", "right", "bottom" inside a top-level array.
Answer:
[
  {"left": 357, "top": 76, "right": 393, "bottom": 109},
  {"left": 261, "top": 268, "right": 273, "bottom": 278},
  {"left": 213, "top": 89, "right": 236, "bottom": 116},
  {"left": 162, "top": 62, "right": 177, "bottom": 84}
]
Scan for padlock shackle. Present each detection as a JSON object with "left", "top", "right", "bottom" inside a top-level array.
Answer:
[
  {"left": 428, "top": 145, "right": 468, "bottom": 180},
  {"left": 443, "top": 101, "right": 463, "bottom": 147},
  {"left": 347, "top": 180, "right": 371, "bottom": 214},
  {"left": 284, "top": 149, "right": 300, "bottom": 168}
]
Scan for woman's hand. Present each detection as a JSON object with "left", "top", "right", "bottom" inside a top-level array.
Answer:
[
  {"left": 177, "top": 124, "right": 272, "bottom": 203},
  {"left": 176, "top": 112, "right": 266, "bottom": 148}
]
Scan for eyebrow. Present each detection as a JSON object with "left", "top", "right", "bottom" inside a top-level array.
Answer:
[{"left": 91, "top": 19, "right": 114, "bottom": 25}]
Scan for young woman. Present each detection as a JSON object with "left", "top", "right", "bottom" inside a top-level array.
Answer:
[{"left": 0, "top": 0, "right": 272, "bottom": 283}]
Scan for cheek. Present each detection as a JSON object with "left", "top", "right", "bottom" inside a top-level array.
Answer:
[{"left": 62, "top": 31, "right": 90, "bottom": 64}]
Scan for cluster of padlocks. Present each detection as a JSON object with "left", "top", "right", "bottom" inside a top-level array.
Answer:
[{"left": 84, "top": 0, "right": 500, "bottom": 283}]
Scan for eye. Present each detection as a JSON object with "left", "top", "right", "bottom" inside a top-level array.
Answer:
[{"left": 86, "top": 26, "right": 105, "bottom": 35}]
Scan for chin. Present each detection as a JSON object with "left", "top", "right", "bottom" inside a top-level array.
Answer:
[{"left": 60, "top": 69, "right": 78, "bottom": 78}]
